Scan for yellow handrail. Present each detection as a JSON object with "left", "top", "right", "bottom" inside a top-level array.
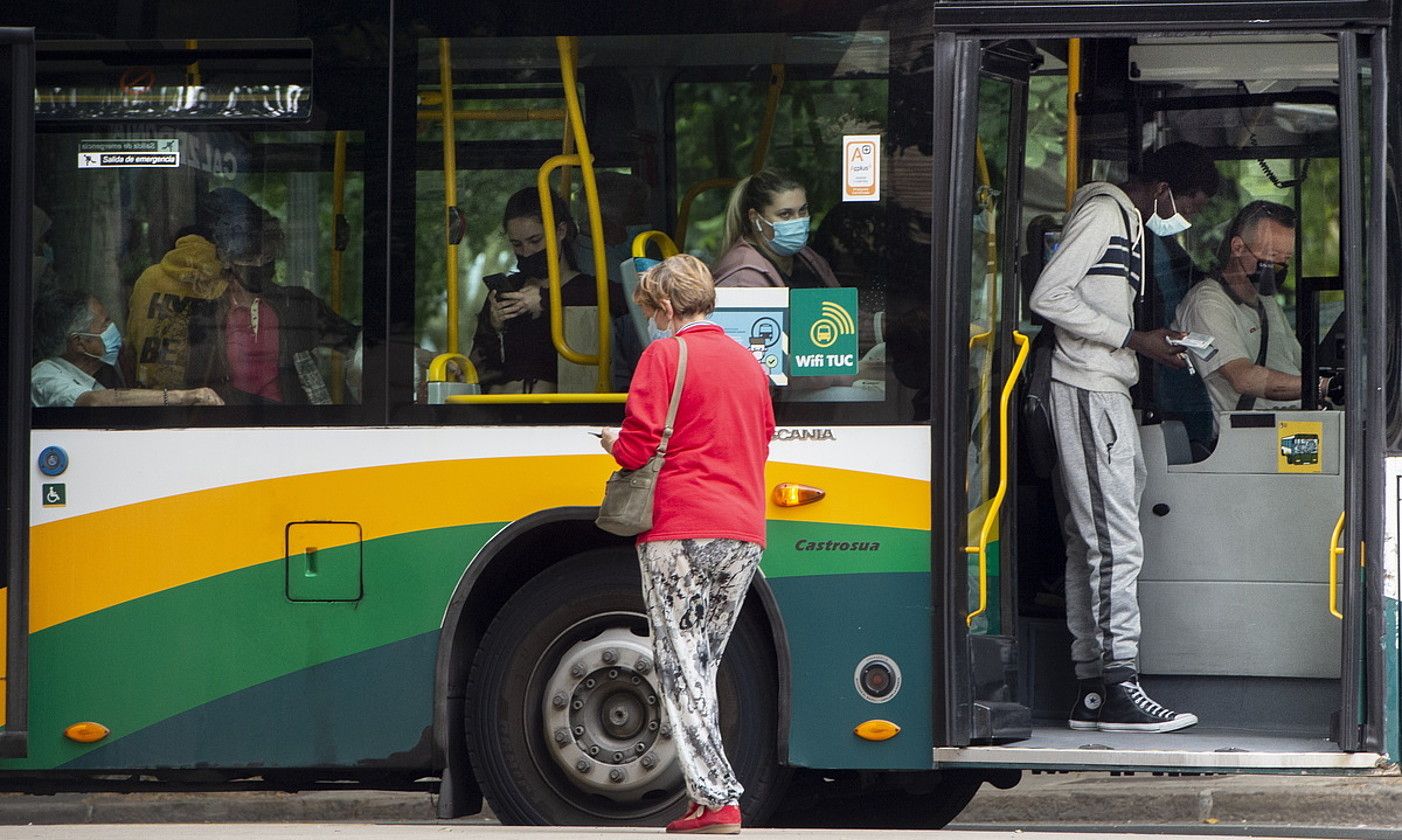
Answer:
[
  {"left": 632, "top": 230, "right": 680, "bottom": 260},
  {"left": 428, "top": 353, "right": 479, "bottom": 385},
  {"left": 673, "top": 63, "right": 786, "bottom": 250},
  {"left": 1065, "top": 38, "right": 1082, "bottom": 209},
  {"left": 965, "top": 331, "right": 1031, "bottom": 627},
  {"left": 540, "top": 36, "right": 610, "bottom": 392},
  {"left": 417, "top": 107, "right": 566, "bottom": 123},
  {"left": 446, "top": 392, "right": 628, "bottom": 405},
  {"left": 1329, "top": 511, "right": 1346, "bottom": 619},
  {"left": 438, "top": 38, "right": 461, "bottom": 354},
  {"left": 330, "top": 129, "right": 347, "bottom": 403}
]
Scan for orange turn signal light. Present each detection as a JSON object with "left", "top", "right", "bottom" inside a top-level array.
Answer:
[
  {"left": 854, "top": 719, "right": 901, "bottom": 741},
  {"left": 772, "top": 483, "right": 826, "bottom": 507},
  {"left": 64, "top": 722, "right": 110, "bottom": 743}
]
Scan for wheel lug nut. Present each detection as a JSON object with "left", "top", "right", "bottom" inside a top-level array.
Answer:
[
  {"left": 635, "top": 742, "right": 646, "bottom": 754},
  {"left": 647, "top": 721, "right": 659, "bottom": 731},
  {"left": 573, "top": 726, "right": 585, "bottom": 736},
  {"left": 608, "top": 669, "right": 619, "bottom": 680},
  {"left": 613, "top": 751, "right": 624, "bottom": 763},
  {"left": 641, "top": 754, "right": 658, "bottom": 769},
  {"left": 554, "top": 728, "right": 570, "bottom": 745},
  {"left": 602, "top": 648, "right": 619, "bottom": 664},
  {"left": 572, "top": 699, "right": 584, "bottom": 710},
  {"left": 636, "top": 657, "right": 652, "bottom": 674},
  {"left": 552, "top": 692, "right": 568, "bottom": 709},
  {"left": 609, "top": 768, "right": 626, "bottom": 783},
  {"left": 570, "top": 662, "right": 587, "bottom": 678},
  {"left": 631, "top": 676, "right": 641, "bottom": 685},
  {"left": 660, "top": 723, "right": 672, "bottom": 739},
  {"left": 584, "top": 678, "right": 596, "bottom": 689},
  {"left": 588, "top": 745, "right": 600, "bottom": 756},
  {"left": 576, "top": 759, "right": 591, "bottom": 773}
]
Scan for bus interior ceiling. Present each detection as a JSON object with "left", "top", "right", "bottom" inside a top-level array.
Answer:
[{"left": 1009, "top": 34, "right": 1348, "bottom": 752}]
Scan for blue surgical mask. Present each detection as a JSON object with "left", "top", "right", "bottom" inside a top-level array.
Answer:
[
  {"left": 1145, "top": 189, "right": 1192, "bottom": 237},
  {"left": 78, "top": 322, "right": 122, "bottom": 366},
  {"left": 646, "top": 313, "right": 674, "bottom": 343},
  {"left": 756, "top": 216, "right": 810, "bottom": 256}
]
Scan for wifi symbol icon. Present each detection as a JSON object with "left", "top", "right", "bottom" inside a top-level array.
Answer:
[{"left": 810, "top": 301, "right": 856, "bottom": 348}]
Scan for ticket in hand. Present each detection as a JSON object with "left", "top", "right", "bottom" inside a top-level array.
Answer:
[{"left": 1167, "top": 331, "right": 1217, "bottom": 361}]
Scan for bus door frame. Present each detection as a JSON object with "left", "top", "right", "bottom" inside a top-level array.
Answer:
[
  {"left": 0, "top": 26, "right": 33, "bottom": 759},
  {"left": 932, "top": 14, "right": 1392, "bottom": 758},
  {"left": 931, "top": 33, "right": 1038, "bottom": 747}
]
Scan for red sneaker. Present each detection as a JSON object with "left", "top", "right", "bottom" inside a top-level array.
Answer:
[{"left": 665, "top": 803, "right": 741, "bottom": 834}]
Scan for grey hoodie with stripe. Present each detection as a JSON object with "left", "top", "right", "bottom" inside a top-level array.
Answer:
[{"left": 1029, "top": 182, "right": 1145, "bottom": 396}]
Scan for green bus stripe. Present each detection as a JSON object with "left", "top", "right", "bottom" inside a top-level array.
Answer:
[
  {"left": 6, "top": 523, "right": 497, "bottom": 770},
  {"left": 761, "top": 521, "right": 929, "bottom": 578}
]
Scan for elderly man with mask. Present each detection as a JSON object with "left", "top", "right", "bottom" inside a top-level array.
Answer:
[
  {"left": 32, "top": 286, "right": 222, "bottom": 407},
  {"left": 1174, "top": 200, "right": 1332, "bottom": 415}
]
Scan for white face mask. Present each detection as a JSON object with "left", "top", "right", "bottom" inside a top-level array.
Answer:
[{"left": 1145, "top": 188, "right": 1192, "bottom": 237}]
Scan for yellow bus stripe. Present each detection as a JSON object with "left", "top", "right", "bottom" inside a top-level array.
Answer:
[{"left": 30, "top": 455, "right": 927, "bottom": 633}]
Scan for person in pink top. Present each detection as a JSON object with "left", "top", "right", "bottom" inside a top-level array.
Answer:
[{"left": 600, "top": 254, "right": 774, "bottom": 835}]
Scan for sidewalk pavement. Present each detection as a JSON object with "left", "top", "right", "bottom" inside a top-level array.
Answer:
[{"left": 1, "top": 771, "right": 1401, "bottom": 827}]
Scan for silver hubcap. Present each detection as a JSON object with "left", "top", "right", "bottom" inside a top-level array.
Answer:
[{"left": 541, "top": 627, "right": 680, "bottom": 801}]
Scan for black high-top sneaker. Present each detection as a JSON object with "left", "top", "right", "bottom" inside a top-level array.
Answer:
[
  {"left": 1098, "top": 679, "right": 1198, "bottom": 733},
  {"left": 1068, "top": 678, "right": 1103, "bottom": 731}
]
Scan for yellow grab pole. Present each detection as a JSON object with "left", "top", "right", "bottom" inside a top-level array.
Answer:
[
  {"left": 1065, "top": 38, "right": 1081, "bottom": 210},
  {"left": 554, "top": 35, "right": 610, "bottom": 391},
  {"left": 750, "top": 63, "right": 786, "bottom": 173},
  {"left": 438, "top": 38, "right": 461, "bottom": 354},
  {"left": 966, "top": 331, "right": 1031, "bottom": 627}
]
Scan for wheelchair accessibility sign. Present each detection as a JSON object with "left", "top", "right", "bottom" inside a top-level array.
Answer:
[
  {"left": 790, "top": 288, "right": 859, "bottom": 376},
  {"left": 42, "top": 483, "right": 66, "bottom": 507}
]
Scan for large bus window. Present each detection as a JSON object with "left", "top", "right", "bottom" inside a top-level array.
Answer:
[
  {"left": 410, "top": 28, "right": 931, "bottom": 424},
  {"left": 32, "top": 129, "right": 365, "bottom": 413}
]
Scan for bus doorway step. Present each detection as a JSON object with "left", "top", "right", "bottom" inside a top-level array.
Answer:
[{"left": 972, "top": 701, "right": 1033, "bottom": 743}]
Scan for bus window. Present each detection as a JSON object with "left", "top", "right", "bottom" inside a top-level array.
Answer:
[
  {"left": 31, "top": 115, "right": 367, "bottom": 417},
  {"left": 411, "top": 29, "right": 931, "bottom": 424}
]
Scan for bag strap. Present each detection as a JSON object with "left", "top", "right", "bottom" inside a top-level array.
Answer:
[
  {"left": 1234, "top": 299, "right": 1270, "bottom": 411},
  {"left": 655, "top": 337, "right": 688, "bottom": 458}
]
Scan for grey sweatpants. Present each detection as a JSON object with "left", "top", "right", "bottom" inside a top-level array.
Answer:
[
  {"left": 1050, "top": 381, "right": 1146, "bottom": 683},
  {"left": 637, "top": 538, "right": 761, "bottom": 809}
]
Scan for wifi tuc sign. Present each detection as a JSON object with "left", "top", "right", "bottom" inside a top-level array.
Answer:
[{"left": 789, "top": 288, "right": 859, "bottom": 376}]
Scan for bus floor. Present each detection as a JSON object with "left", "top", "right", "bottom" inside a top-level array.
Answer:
[{"left": 936, "top": 725, "right": 1383, "bottom": 772}]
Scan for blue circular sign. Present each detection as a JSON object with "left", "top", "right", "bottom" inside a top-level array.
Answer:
[{"left": 38, "top": 446, "right": 68, "bottom": 477}]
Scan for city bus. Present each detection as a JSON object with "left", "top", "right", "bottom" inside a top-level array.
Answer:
[{"left": 0, "top": 0, "right": 1398, "bottom": 828}]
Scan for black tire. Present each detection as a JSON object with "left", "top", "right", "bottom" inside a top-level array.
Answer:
[
  {"left": 772, "top": 770, "right": 986, "bottom": 829},
  {"left": 464, "top": 548, "right": 788, "bottom": 826}
]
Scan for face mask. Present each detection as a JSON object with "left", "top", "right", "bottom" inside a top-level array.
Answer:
[
  {"left": 1144, "top": 189, "right": 1192, "bottom": 237},
  {"left": 515, "top": 249, "right": 552, "bottom": 280},
  {"left": 646, "top": 319, "right": 672, "bottom": 343},
  {"left": 1248, "top": 260, "right": 1286, "bottom": 296},
  {"left": 77, "top": 322, "right": 122, "bottom": 366},
  {"left": 238, "top": 260, "right": 277, "bottom": 293},
  {"left": 756, "top": 216, "right": 809, "bottom": 256}
]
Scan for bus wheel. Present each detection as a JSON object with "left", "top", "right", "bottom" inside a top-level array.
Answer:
[
  {"left": 464, "top": 549, "right": 787, "bottom": 826},
  {"left": 772, "top": 770, "right": 988, "bottom": 829}
]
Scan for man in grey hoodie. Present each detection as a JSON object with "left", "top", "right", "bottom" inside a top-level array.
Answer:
[{"left": 1030, "top": 142, "right": 1219, "bottom": 734}]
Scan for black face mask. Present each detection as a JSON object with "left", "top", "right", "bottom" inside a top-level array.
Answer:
[
  {"left": 1248, "top": 260, "right": 1287, "bottom": 296},
  {"left": 238, "top": 260, "right": 277, "bottom": 293},
  {"left": 514, "top": 249, "right": 551, "bottom": 280}
]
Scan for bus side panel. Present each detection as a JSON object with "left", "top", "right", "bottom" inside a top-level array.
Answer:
[{"left": 764, "top": 428, "right": 933, "bottom": 769}]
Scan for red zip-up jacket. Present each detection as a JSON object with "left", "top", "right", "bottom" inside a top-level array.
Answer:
[{"left": 611, "top": 322, "right": 775, "bottom": 546}]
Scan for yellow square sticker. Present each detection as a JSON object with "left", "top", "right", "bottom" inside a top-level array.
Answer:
[{"left": 1278, "top": 420, "right": 1323, "bottom": 473}]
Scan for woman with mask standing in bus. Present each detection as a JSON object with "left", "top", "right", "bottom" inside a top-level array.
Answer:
[
  {"left": 474, "top": 187, "right": 628, "bottom": 393},
  {"left": 712, "top": 168, "right": 839, "bottom": 289}
]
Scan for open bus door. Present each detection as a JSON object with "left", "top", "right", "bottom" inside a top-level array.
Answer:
[
  {"left": 0, "top": 26, "right": 34, "bottom": 759},
  {"left": 932, "top": 34, "right": 1039, "bottom": 747},
  {"left": 933, "top": 11, "right": 1392, "bottom": 767}
]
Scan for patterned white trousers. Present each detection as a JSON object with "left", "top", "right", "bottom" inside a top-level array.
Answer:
[{"left": 637, "top": 538, "right": 762, "bottom": 809}]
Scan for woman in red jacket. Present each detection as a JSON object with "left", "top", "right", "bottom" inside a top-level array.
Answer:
[{"left": 600, "top": 254, "right": 775, "bottom": 835}]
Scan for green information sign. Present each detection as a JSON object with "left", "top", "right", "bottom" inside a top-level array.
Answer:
[{"left": 789, "top": 287, "right": 859, "bottom": 376}]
